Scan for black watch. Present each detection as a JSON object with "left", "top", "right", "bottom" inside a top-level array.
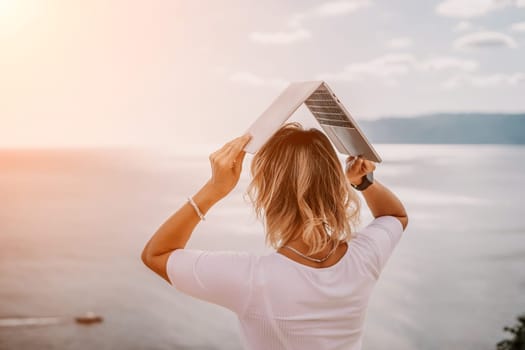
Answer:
[{"left": 351, "top": 172, "right": 374, "bottom": 191}]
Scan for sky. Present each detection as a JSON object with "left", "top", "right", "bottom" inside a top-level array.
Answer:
[{"left": 0, "top": 0, "right": 524, "bottom": 147}]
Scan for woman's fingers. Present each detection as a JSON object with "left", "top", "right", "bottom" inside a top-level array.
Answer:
[
  {"left": 210, "top": 134, "right": 252, "bottom": 168},
  {"left": 229, "top": 134, "right": 252, "bottom": 153},
  {"left": 349, "top": 156, "right": 364, "bottom": 173},
  {"left": 345, "top": 156, "right": 356, "bottom": 169},
  {"left": 363, "top": 160, "right": 376, "bottom": 173},
  {"left": 215, "top": 134, "right": 244, "bottom": 156},
  {"left": 206, "top": 134, "right": 252, "bottom": 198},
  {"left": 233, "top": 150, "right": 246, "bottom": 170},
  {"left": 346, "top": 155, "right": 376, "bottom": 177},
  {"left": 224, "top": 134, "right": 252, "bottom": 161}
]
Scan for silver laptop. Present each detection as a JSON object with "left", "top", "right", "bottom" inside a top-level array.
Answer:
[{"left": 243, "top": 81, "right": 381, "bottom": 163}]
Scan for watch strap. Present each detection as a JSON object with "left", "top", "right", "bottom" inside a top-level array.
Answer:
[{"left": 351, "top": 173, "right": 374, "bottom": 191}]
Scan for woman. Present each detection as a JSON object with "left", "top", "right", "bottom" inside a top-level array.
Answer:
[{"left": 141, "top": 122, "right": 408, "bottom": 350}]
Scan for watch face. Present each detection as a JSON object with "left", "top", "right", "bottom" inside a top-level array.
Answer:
[{"left": 365, "top": 172, "right": 374, "bottom": 183}]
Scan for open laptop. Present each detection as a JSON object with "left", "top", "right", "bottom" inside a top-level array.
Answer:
[{"left": 243, "top": 81, "right": 381, "bottom": 163}]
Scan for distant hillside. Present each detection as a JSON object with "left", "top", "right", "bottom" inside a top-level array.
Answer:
[{"left": 358, "top": 113, "right": 525, "bottom": 144}]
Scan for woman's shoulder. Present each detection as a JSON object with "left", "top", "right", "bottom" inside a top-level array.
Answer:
[{"left": 168, "top": 248, "right": 263, "bottom": 268}]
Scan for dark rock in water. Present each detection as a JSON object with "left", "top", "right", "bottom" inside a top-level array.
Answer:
[
  {"left": 497, "top": 313, "right": 525, "bottom": 350},
  {"left": 75, "top": 312, "right": 103, "bottom": 325}
]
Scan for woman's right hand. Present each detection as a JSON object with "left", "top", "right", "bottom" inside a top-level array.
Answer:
[{"left": 345, "top": 155, "right": 376, "bottom": 186}]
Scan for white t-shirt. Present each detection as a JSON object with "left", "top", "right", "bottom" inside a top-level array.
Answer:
[{"left": 166, "top": 215, "right": 404, "bottom": 350}]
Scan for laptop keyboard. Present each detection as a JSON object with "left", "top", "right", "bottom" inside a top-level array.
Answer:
[{"left": 305, "top": 88, "right": 354, "bottom": 128}]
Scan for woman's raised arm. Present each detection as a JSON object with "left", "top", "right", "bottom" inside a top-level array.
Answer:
[
  {"left": 346, "top": 156, "right": 408, "bottom": 230},
  {"left": 141, "top": 134, "right": 252, "bottom": 282}
]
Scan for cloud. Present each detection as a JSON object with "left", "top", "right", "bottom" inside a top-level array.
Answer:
[
  {"left": 387, "top": 37, "right": 413, "bottom": 49},
  {"left": 251, "top": 0, "right": 370, "bottom": 45},
  {"left": 436, "top": 0, "right": 525, "bottom": 18},
  {"left": 318, "top": 54, "right": 416, "bottom": 85},
  {"left": 313, "top": 0, "right": 371, "bottom": 16},
  {"left": 435, "top": 0, "right": 520, "bottom": 18},
  {"left": 454, "top": 21, "right": 472, "bottom": 32},
  {"left": 436, "top": 0, "right": 501, "bottom": 18},
  {"left": 287, "top": 0, "right": 370, "bottom": 26},
  {"left": 454, "top": 31, "right": 518, "bottom": 49},
  {"left": 229, "top": 72, "right": 288, "bottom": 89},
  {"left": 318, "top": 54, "right": 481, "bottom": 86},
  {"left": 511, "top": 21, "right": 525, "bottom": 32},
  {"left": 249, "top": 28, "right": 310, "bottom": 45},
  {"left": 419, "top": 57, "right": 479, "bottom": 72},
  {"left": 442, "top": 73, "right": 525, "bottom": 88}
]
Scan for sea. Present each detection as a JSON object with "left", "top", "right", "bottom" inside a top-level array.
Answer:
[{"left": 0, "top": 144, "right": 524, "bottom": 350}]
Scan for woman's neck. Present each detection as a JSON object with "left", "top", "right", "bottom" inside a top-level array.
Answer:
[{"left": 276, "top": 240, "right": 348, "bottom": 268}]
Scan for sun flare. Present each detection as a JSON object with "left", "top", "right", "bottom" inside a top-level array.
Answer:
[
  {"left": 0, "top": 0, "right": 39, "bottom": 37},
  {"left": 0, "top": 0, "right": 18, "bottom": 18}
]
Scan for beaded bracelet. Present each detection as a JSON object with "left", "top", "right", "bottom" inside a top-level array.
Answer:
[{"left": 187, "top": 196, "right": 206, "bottom": 221}]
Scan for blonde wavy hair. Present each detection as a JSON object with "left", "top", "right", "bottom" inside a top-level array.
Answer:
[{"left": 246, "top": 122, "right": 361, "bottom": 256}]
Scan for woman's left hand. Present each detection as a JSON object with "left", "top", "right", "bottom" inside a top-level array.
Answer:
[{"left": 206, "top": 133, "right": 252, "bottom": 200}]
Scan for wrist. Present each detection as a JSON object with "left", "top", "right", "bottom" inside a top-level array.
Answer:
[
  {"left": 349, "top": 177, "right": 363, "bottom": 186},
  {"left": 190, "top": 182, "right": 222, "bottom": 218},
  {"left": 361, "top": 181, "right": 377, "bottom": 192},
  {"left": 350, "top": 172, "right": 374, "bottom": 191},
  {"left": 202, "top": 180, "right": 226, "bottom": 202}
]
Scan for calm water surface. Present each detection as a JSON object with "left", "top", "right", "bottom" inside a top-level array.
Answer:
[{"left": 0, "top": 144, "right": 524, "bottom": 350}]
